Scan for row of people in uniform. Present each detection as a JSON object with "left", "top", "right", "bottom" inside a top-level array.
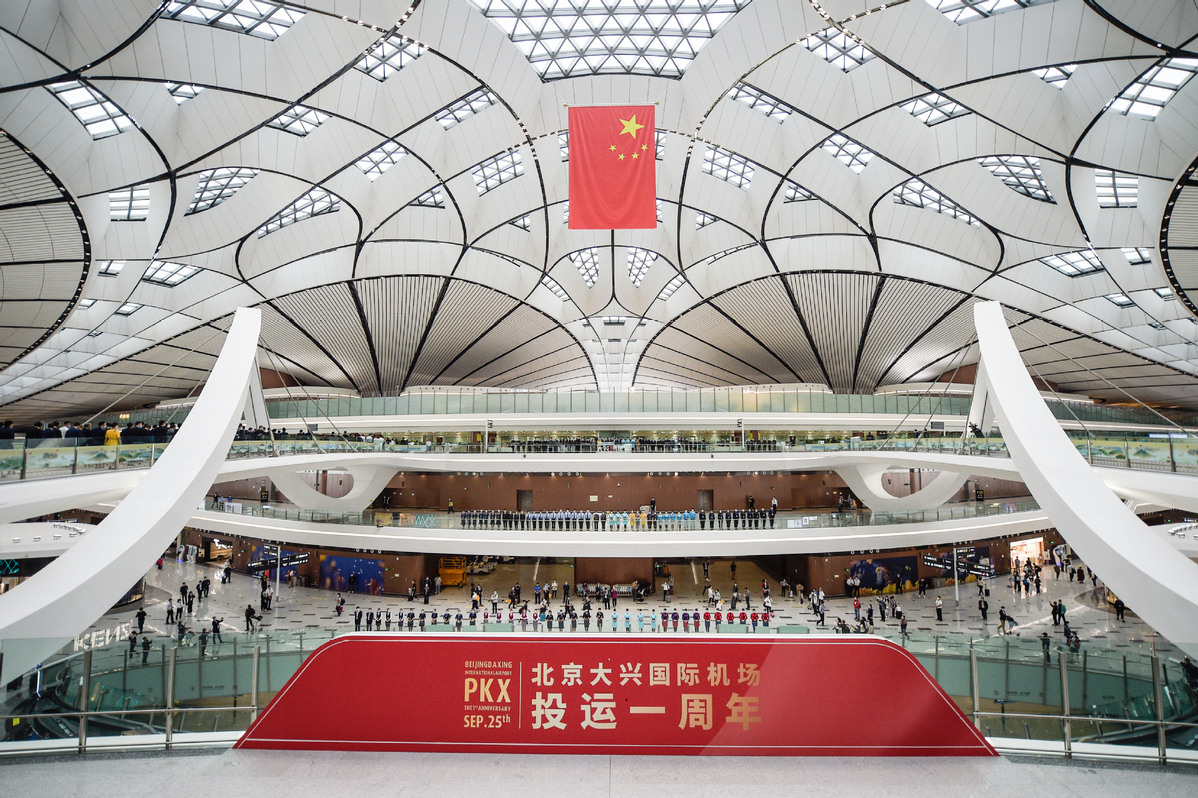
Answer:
[
  {"left": 351, "top": 605, "right": 775, "bottom": 633},
  {"left": 459, "top": 507, "right": 779, "bottom": 530}
]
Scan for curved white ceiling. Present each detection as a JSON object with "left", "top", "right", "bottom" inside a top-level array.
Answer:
[{"left": 2, "top": 0, "right": 1198, "bottom": 421}]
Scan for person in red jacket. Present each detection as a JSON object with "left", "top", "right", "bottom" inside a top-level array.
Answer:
[
  {"left": 750, "top": 610, "right": 759, "bottom": 631},
  {"left": 738, "top": 611, "right": 748, "bottom": 626},
  {"left": 703, "top": 609, "right": 711, "bottom": 632}
]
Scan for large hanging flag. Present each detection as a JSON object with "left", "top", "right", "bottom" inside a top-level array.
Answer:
[{"left": 568, "top": 105, "right": 656, "bottom": 230}]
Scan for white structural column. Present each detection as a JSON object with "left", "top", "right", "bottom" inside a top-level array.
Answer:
[
  {"left": 0, "top": 308, "right": 262, "bottom": 683},
  {"left": 973, "top": 302, "right": 1198, "bottom": 657},
  {"left": 266, "top": 465, "right": 398, "bottom": 513},
  {"left": 833, "top": 464, "right": 968, "bottom": 512}
]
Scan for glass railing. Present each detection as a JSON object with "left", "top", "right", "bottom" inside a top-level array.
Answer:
[
  {"left": 200, "top": 497, "right": 1044, "bottom": 530},
  {"left": 2, "top": 629, "right": 1194, "bottom": 763}
]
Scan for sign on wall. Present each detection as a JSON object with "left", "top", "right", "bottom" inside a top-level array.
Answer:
[{"left": 236, "top": 635, "right": 993, "bottom": 756}]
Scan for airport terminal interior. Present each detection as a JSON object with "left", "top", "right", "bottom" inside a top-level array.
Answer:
[{"left": 3, "top": 0, "right": 1198, "bottom": 792}]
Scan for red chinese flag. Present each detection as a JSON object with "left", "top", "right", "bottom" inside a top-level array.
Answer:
[{"left": 568, "top": 105, "right": 656, "bottom": 230}]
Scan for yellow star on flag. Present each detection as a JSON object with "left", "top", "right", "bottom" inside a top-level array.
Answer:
[
  {"left": 632, "top": 152, "right": 639, "bottom": 159},
  {"left": 619, "top": 114, "right": 645, "bottom": 139},
  {"left": 609, "top": 145, "right": 616, "bottom": 151},
  {"left": 618, "top": 153, "right": 625, "bottom": 160}
]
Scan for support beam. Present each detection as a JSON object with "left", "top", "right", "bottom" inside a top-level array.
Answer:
[{"left": 973, "top": 301, "right": 1198, "bottom": 657}]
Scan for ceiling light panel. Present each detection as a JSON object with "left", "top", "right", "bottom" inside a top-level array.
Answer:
[
  {"left": 925, "top": 0, "right": 1057, "bottom": 25},
  {"left": 267, "top": 104, "right": 329, "bottom": 136},
  {"left": 978, "top": 155, "right": 1054, "bottom": 202},
  {"left": 801, "top": 27, "right": 875, "bottom": 72},
  {"left": 355, "top": 140, "right": 406, "bottom": 180},
  {"left": 435, "top": 88, "right": 499, "bottom": 129},
  {"left": 822, "top": 133, "right": 874, "bottom": 174},
  {"left": 703, "top": 146, "right": 755, "bottom": 190},
  {"left": 467, "top": 0, "right": 753, "bottom": 80},
  {"left": 187, "top": 167, "right": 258, "bottom": 213},
  {"left": 901, "top": 92, "right": 970, "bottom": 125},
  {"left": 356, "top": 35, "right": 425, "bottom": 81},
  {"left": 257, "top": 186, "right": 340, "bottom": 237},
  {"left": 1108, "top": 58, "right": 1198, "bottom": 118},
  {"left": 47, "top": 81, "right": 134, "bottom": 139},
  {"left": 162, "top": 0, "right": 305, "bottom": 41}
]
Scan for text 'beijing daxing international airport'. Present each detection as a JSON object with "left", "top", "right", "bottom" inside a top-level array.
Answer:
[{"left": 3, "top": 0, "right": 1198, "bottom": 783}]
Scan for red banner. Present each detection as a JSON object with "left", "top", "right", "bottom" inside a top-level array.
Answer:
[
  {"left": 568, "top": 105, "right": 656, "bottom": 229},
  {"left": 237, "top": 635, "right": 994, "bottom": 756}
]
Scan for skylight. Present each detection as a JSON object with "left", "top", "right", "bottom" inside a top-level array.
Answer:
[
  {"left": 1108, "top": 58, "right": 1198, "bottom": 118},
  {"left": 110, "top": 186, "right": 150, "bottom": 221},
  {"left": 142, "top": 260, "right": 200, "bottom": 286},
  {"left": 655, "top": 129, "right": 666, "bottom": 161},
  {"left": 47, "top": 81, "right": 134, "bottom": 139},
  {"left": 165, "top": 82, "right": 204, "bottom": 104},
  {"left": 901, "top": 92, "right": 970, "bottom": 125},
  {"left": 728, "top": 83, "right": 795, "bottom": 122},
  {"left": 411, "top": 187, "right": 445, "bottom": 208},
  {"left": 267, "top": 104, "right": 329, "bottom": 136},
  {"left": 1034, "top": 64, "right": 1075, "bottom": 88},
  {"left": 559, "top": 132, "right": 569, "bottom": 161},
  {"left": 541, "top": 274, "right": 568, "bottom": 300},
  {"left": 784, "top": 180, "right": 813, "bottom": 202},
  {"left": 511, "top": 214, "right": 532, "bottom": 230},
  {"left": 1154, "top": 287, "right": 1175, "bottom": 300},
  {"left": 822, "top": 133, "right": 875, "bottom": 174},
  {"left": 467, "top": 0, "right": 754, "bottom": 80},
  {"left": 801, "top": 27, "right": 875, "bottom": 72},
  {"left": 162, "top": 1, "right": 304, "bottom": 41},
  {"left": 87, "top": 330, "right": 103, "bottom": 337},
  {"left": 257, "top": 186, "right": 340, "bottom": 237},
  {"left": 627, "top": 247, "right": 657, "bottom": 287},
  {"left": 893, "top": 178, "right": 980, "bottom": 226},
  {"left": 435, "top": 88, "right": 499, "bottom": 129},
  {"left": 696, "top": 211, "right": 717, "bottom": 228},
  {"left": 659, "top": 273, "right": 686, "bottom": 301},
  {"left": 355, "top": 34, "right": 425, "bottom": 81},
  {"left": 472, "top": 150, "right": 524, "bottom": 195},
  {"left": 602, "top": 316, "right": 628, "bottom": 325},
  {"left": 1123, "top": 247, "right": 1153, "bottom": 264},
  {"left": 187, "top": 167, "right": 258, "bottom": 213},
  {"left": 115, "top": 303, "right": 142, "bottom": 316},
  {"left": 1040, "top": 249, "right": 1104, "bottom": 277},
  {"left": 77, "top": 299, "right": 95, "bottom": 308},
  {"left": 570, "top": 247, "right": 601, "bottom": 287},
  {"left": 355, "top": 140, "right": 406, "bottom": 180},
  {"left": 925, "top": 0, "right": 1057, "bottom": 25},
  {"left": 700, "top": 243, "right": 756, "bottom": 266},
  {"left": 978, "top": 155, "right": 1054, "bottom": 202},
  {"left": 703, "top": 146, "right": 754, "bottom": 190},
  {"left": 1105, "top": 292, "right": 1133, "bottom": 308},
  {"left": 1095, "top": 169, "right": 1138, "bottom": 207},
  {"left": 96, "top": 260, "right": 124, "bottom": 276}
]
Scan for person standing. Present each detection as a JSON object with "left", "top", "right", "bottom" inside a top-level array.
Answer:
[
  {"left": 244, "top": 605, "right": 256, "bottom": 632},
  {"left": 140, "top": 636, "right": 152, "bottom": 665},
  {"left": 211, "top": 616, "right": 224, "bottom": 643},
  {"left": 166, "top": 599, "right": 175, "bottom": 625},
  {"left": 978, "top": 596, "right": 989, "bottom": 624},
  {"left": 1114, "top": 597, "right": 1126, "bottom": 622},
  {"left": 128, "top": 631, "right": 138, "bottom": 659},
  {"left": 199, "top": 629, "right": 209, "bottom": 659},
  {"left": 935, "top": 596, "right": 944, "bottom": 622},
  {"left": 135, "top": 606, "right": 147, "bottom": 633}
]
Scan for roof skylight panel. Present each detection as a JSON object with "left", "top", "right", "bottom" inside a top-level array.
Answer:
[
  {"left": 541, "top": 274, "right": 568, "bottom": 300},
  {"left": 162, "top": 0, "right": 304, "bottom": 41},
  {"left": 410, "top": 187, "right": 445, "bottom": 208},
  {"left": 728, "top": 83, "right": 795, "bottom": 122},
  {"left": 978, "top": 155, "right": 1054, "bottom": 202},
  {"left": 356, "top": 34, "right": 425, "bottom": 81},
  {"left": 627, "top": 247, "right": 656, "bottom": 287},
  {"left": 822, "top": 133, "right": 875, "bottom": 174},
  {"left": 110, "top": 187, "right": 150, "bottom": 221},
  {"left": 96, "top": 260, "right": 125, "bottom": 276},
  {"left": 893, "top": 178, "right": 980, "bottom": 226},
  {"left": 141, "top": 260, "right": 200, "bottom": 286},
  {"left": 187, "top": 167, "right": 258, "bottom": 213},
  {"left": 696, "top": 211, "right": 717, "bottom": 229},
  {"left": 1108, "top": 58, "right": 1198, "bottom": 118},
  {"left": 47, "top": 81, "right": 134, "bottom": 139},
  {"left": 165, "top": 82, "right": 205, "bottom": 104},
  {"left": 1105, "top": 292, "right": 1133, "bottom": 308},
  {"left": 77, "top": 299, "right": 95, "bottom": 308},
  {"left": 925, "top": 0, "right": 1057, "bottom": 25},
  {"left": 257, "top": 186, "right": 340, "bottom": 237},
  {"left": 1033, "top": 64, "right": 1075, "bottom": 88},
  {"left": 801, "top": 27, "right": 875, "bottom": 72},
  {"left": 355, "top": 140, "right": 406, "bottom": 180},
  {"left": 783, "top": 180, "right": 812, "bottom": 202},
  {"left": 472, "top": 150, "right": 524, "bottom": 195},
  {"left": 1123, "top": 247, "right": 1153, "bottom": 265},
  {"left": 559, "top": 132, "right": 569, "bottom": 161},
  {"left": 703, "top": 147, "right": 755, "bottom": 190},
  {"left": 114, "top": 303, "right": 142, "bottom": 316},
  {"left": 267, "top": 104, "right": 329, "bottom": 136},
  {"left": 467, "top": 0, "right": 754, "bottom": 80},
  {"left": 1154, "top": 287, "right": 1175, "bottom": 300},
  {"left": 655, "top": 130, "right": 665, "bottom": 161},
  {"left": 1040, "top": 249, "right": 1104, "bottom": 277},
  {"left": 901, "top": 92, "right": 970, "bottom": 125},
  {"left": 1095, "top": 169, "right": 1138, "bottom": 207},
  {"left": 511, "top": 214, "right": 532, "bottom": 230},
  {"left": 570, "top": 248, "right": 601, "bottom": 287},
  {"left": 659, "top": 273, "right": 686, "bottom": 301},
  {"left": 435, "top": 88, "right": 499, "bottom": 129}
]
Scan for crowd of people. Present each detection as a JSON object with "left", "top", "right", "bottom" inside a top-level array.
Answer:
[
  {"left": 460, "top": 502, "right": 781, "bottom": 531},
  {"left": 0, "top": 419, "right": 180, "bottom": 447}
]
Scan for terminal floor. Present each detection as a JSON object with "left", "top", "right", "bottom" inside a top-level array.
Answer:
[
  {"left": 1, "top": 749, "right": 1196, "bottom": 797},
  {"left": 77, "top": 553, "right": 1168, "bottom": 658}
]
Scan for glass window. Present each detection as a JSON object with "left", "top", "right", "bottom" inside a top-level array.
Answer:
[
  {"left": 727, "top": 390, "right": 742, "bottom": 412},
  {"left": 742, "top": 390, "right": 757, "bottom": 413},
  {"left": 585, "top": 392, "right": 599, "bottom": 412},
  {"left": 433, "top": 392, "right": 448, "bottom": 414},
  {"left": 630, "top": 392, "right": 644, "bottom": 412},
  {"left": 500, "top": 394, "right": 515, "bottom": 413}
]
